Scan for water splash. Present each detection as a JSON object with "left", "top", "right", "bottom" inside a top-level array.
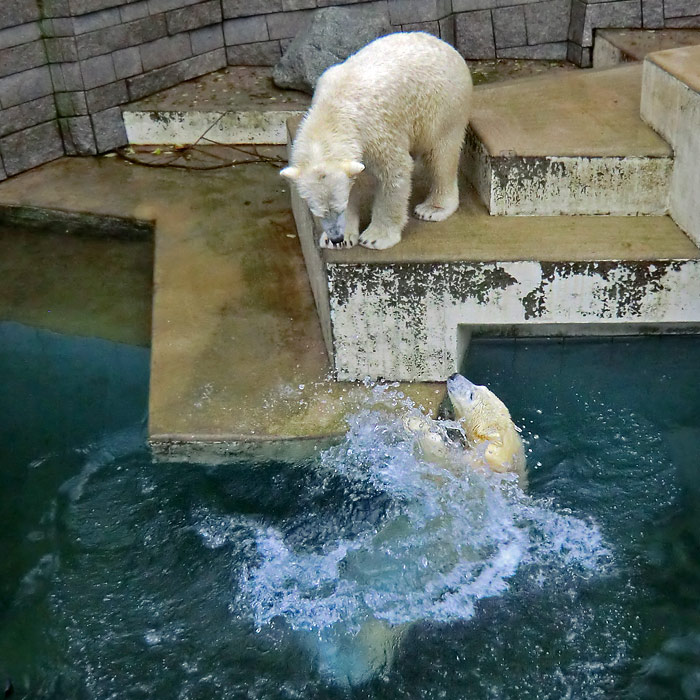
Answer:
[{"left": 200, "top": 387, "right": 611, "bottom": 685}]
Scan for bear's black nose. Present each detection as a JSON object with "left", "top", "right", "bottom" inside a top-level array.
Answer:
[{"left": 448, "top": 373, "right": 460, "bottom": 381}]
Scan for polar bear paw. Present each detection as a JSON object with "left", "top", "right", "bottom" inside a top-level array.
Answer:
[
  {"left": 414, "top": 198, "right": 459, "bottom": 222},
  {"left": 319, "top": 231, "right": 358, "bottom": 249},
  {"left": 359, "top": 225, "right": 401, "bottom": 250}
]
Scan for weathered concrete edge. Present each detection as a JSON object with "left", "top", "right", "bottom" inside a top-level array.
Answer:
[
  {"left": 0, "top": 203, "right": 155, "bottom": 240},
  {"left": 326, "top": 258, "right": 700, "bottom": 382},
  {"left": 124, "top": 109, "right": 306, "bottom": 145},
  {"left": 642, "top": 54, "right": 700, "bottom": 246},
  {"left": 286, "top": 117, "right": 334, "bottom": 361},
  {"left": 462, "top": 134, "right": 672, "bottom": 216}
]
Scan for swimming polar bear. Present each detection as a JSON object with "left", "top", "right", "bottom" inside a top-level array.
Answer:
[
  {"left": 281, "top": 32, "right": 472, "bottom": 250},
  {"left": 315, "top": 375, "right": 527, "bottom": 686},
  {"left": 405, "top": 373, "right": 527, "bottom": 487}
]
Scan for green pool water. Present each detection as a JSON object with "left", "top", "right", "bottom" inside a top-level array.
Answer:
[{"left": 1, "top": 322, "right": 699, "bottom": 699}]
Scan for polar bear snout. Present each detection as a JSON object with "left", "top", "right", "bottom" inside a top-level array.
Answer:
[
  {"left": 447, "top": 373, "right": 476, "bottom": 402},
  {"left": 321, "top": 211, "right": 346, "bottom": 243}
]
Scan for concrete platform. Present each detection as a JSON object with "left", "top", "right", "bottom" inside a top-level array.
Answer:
[
  {"left": 0, "top": 156, "right": 444, "bottom": 460},
  {"left": 287, "top": 120, "right": 700, "bottom": 382},
  {"left": 642, "top": 45, "right": 700, "bottom": 247},
  {"left": 593, "top": 28, "right": 700, "bottom": 69},
  {"left": 123, "top": 66, "right": 310, "bottom": 145},
  {"left": 464, "top": 64, "right": 673, "bottom": 215}
]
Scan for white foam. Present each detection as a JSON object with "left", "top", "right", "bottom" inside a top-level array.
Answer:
[{"left": 201, "top": 391, "right": 612, "bottom": 683}]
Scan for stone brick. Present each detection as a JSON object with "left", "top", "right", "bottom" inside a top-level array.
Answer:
[
  {"left": 127, "top": 47, "right": 224, "bottom": 99},
  {"left": 265, "top": 9, "right": 314, "bottom": 39},
  {"left": 81, "top": 54, "right": 117, "bottom": 89},
  {"left": 664, "top": 0, "right": 700, "bottom": 17},
  {"left": 59, "top": 115, "right": 97, "bottom": 155},
  {"left": 388, "top": 0, "right": 451, "bottom": 24},
  {"left": 226, "top": 39, "right": 282, "bottom": 65},
  {"left": 0, "top": 41, "right": 47, "bottom": 79},
  {"left": 50, "top": 62, "right": 85, "bottom": 92},
  {"left": 0, "top": 1, "right": 41, "bottom": 31},
  {"left": 42, "top": 17, "right": 76, "bottom": 38},
  {"left": 55, "top": 90, "right": 89, "bottom": 116},
  {"left": 190, "top": 24, "right": 225, "bottom": 54},
  {"left": 499, "top": 40, "right": 568, "bottom": 59},
  {"left": 222, "top": 0, "right": 283, "bottom": 19},
  {"left": 45, "top": 36, "right": 79, "bottom": 62},
  {"left": 0, "top": 22, "right": 41, "bottom": 51},
  {"left": 91, "top": 106, "right": 127, "bottom": 152},
  {"left": 166, "top": 1, "right": 222, "bottom": 34},
  {"left": 75, "top": 15, "right": 168, "bottom": 59},
  {"left": 0, "top": 66, "right": 53, "bottom": 109},
  {"left": 568, "top": 0, "right": 586, "bottom": 43},
  {"left": 402, "top": 20, "right": 440, "bottom": 36},
  {"left": 493, "top": 6, "right": 526, "bottom": 48},
  {"left": 0, "top": 96, "right": 57, "bottom": 137},
  {"left": 86, "top": 79, "right": 129, "bottom": 111},
  {"left": 147, "top": 0, "right": 202, "bottom": 13},
  {"left": 642, "top": 0, "right": 664, "bottom": 27},
  {"left": 72, "top": 7, "right": 121, "bottom": 34},
  {"left": 452, "top": 0, "right": 497, "bottom": 11},
  {"left": 113, "top": 46, "right": 143, "bottom": 78},
  {"left": 0, "top": 120, "right": 64, "bottom": 176},
  {"left": 120, "top": 1, "right": 149, "bottom": 22},
  {"left": 224, "top": 15, "right": 269, "bottom": 44},
  {"left": 69, "top": 0, "right": 124, "bottom": 14},
  {"left": 575, "top": 0, "right": 641, "bottom": 47},
  {"left": 525, "top": 0, "right": 570, "bottom": 45},
  {"left": 316, "top": 0, "right": 376, "bottom": 4},
  {"left": 455, "top": 10, "right": 495, "bottom": 58},
  {"left": 282, "top": 0, "right": 316, "bottom": 9},
  {"left": 567, "top": 40, "right": 592, "bottom": 66},
  {"left": 0, "top": 158, "right": 6, "bottom": 181},
  {"left": 140, "top": 32, "right": 192, "bottom": 71},
  {"left": 42, "top": 0, "right": 71, "bottom": 18},
  {"left": 439, "top": 14, "right": 455, "bottom": 44},
  {"left": 665, "top": 15, "right": 700, "bottom": 26}
]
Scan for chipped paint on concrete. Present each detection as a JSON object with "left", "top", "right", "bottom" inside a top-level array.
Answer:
[
  {"left": 642, "top": 52, "right": 700, "bottom": 246},
  {"left": 123, "top": 108, "right": 305, "bottom": 145},
  {"left": 473, "top": 153, "right": 672, "bottom": 216},
  {"left": 327, "top": 259, "right": 700, "bottom": 381}
]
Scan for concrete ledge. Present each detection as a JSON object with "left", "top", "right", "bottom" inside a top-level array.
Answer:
[
  {"left": 642, "top": 45, "right": 700, "bottom": 246},
  {"left": 124, "top": 108, "right": 304, "bottom": 145},
  {"left": 465, "top": 64, "right": 673, "bottom": 216}
]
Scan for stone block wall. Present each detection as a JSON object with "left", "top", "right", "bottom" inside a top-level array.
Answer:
[
  {"left": 0, "top": 0, "right": 697, "bottom": 180},
  {"left": 0, "top": 2, "right": 62, "bottom": 181}
]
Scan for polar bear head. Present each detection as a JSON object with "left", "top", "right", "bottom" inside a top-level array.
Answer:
[
  {"left": 281, "top": 159, "right": 364, "bottom": 244},
  {"left": 447, "top": 373, "right": 526, "bottom": 478}
]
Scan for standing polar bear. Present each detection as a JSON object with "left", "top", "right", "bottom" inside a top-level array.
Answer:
[{"left": 281, "top": 32, "right": 473, "bottom": 250}]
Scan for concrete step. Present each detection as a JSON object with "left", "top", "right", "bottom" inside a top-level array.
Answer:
[
  {"left": 123, "top": 66, "right": 310, "bottom": 146},
  {"left": 288, "top": 119, "right": 700, "bottom": 383},
  {"left": 593, "top": 28, "right": 700, "bottom": 69},
  {"left": 463, "top": 64, "right": 674, "bottom": 216},
  {"left": 642, "top": 45, "right": 700, "bottom": 247},
  {"left": 0, "top": 155, "right": 444, "bottom": 461}
]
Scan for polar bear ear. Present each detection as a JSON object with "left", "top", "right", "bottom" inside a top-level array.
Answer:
[
  {"left": 342, "top": 161, "right": 365, "bottom": 177},
  {"left": 280, "top": 166, "right": 300, "bottom": 180}
]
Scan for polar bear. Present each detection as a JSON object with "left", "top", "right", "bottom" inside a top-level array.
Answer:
[
  {"left": 405, "top": 373, "right": 527, "bottom": 487},
  {"left": 281, "top": 32, "right": 472, "bottom": 250}
]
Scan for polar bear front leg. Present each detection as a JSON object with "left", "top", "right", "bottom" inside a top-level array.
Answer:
[
  {"left": 414, "top": 127, "right": 463, "bottom": 222},
  {"left": 359, "top": 154, "right": 412, "bottom": 250}
]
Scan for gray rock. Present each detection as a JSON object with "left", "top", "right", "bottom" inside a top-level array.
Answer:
[{"left": 272, "top": 5, "right": 392, "bottom": 94}]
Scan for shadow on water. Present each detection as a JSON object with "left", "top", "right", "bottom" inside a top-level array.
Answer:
[{"left": 1, "top": 323, "right": 700, "bottom": 699}]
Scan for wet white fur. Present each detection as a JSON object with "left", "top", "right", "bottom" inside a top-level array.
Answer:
[{"left": 282, "top": 32, "right": 472, "bottom": 250}]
